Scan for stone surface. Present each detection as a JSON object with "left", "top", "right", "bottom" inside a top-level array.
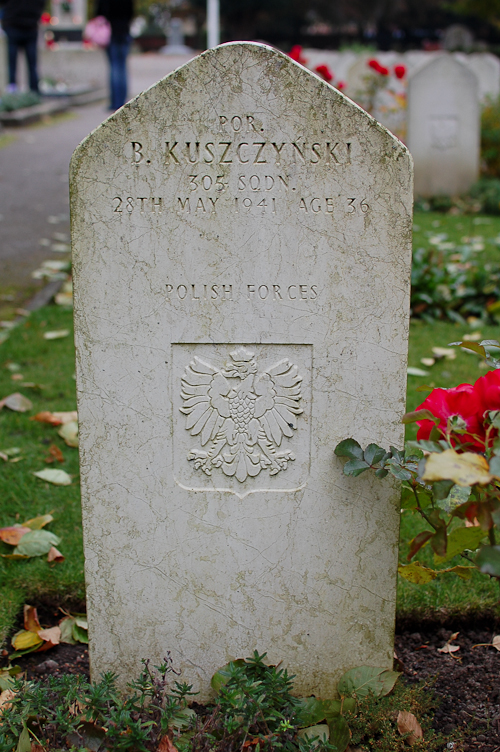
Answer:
[
  {"left": 407, "top": 54, "right": 479, "bottom": 197},
  {"left": 71, "top": 42, "right": 413, "bottom": 698},
  {"left": 456, "top": 52, "right": 500, "bottom": 104}
]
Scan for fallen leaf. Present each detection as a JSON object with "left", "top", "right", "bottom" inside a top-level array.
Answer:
[
  {"left": 431, "top": 347, "right": 456, "bottom": 360},
  {"left": 11, "top": 374, "right": 23, "bottom": 381},
  {"left": 472, "top": 635, "right": 500, "bottom": 650},
  {"left": 397, "top": 710, "right": 423, "bottom": 745},
  {"left": 22, "top": 514, "right": 54, "bottom": 530},
  {"left": 44, "top": 444, "right": 64, "bottom": 464},
  {"left": 0, "top": 688, "right": 16, "bottom": 712},
  {"left": 47, "top": 546, "right": 64, "bottom": 563},
  {"left": 36, "top": 626, "right": 61, "bottom": 650},
  {"left": 33, "top": 469, "right": 71, "bottom": 486},
  {"left": 463, "top": 331, "right": 482, "bottom": 341},
  {"left": 437, "top": 643, "right": 460, "bottom": 654},
  {"left": 422, "top": 449, "right": 492, "bottom": 487},
  {"left": 59, "top": 616, "right": 77, "bottom": 645},
  {"left": 31, "top": 410, "right": 77, "bottom": 426},
  {"left": 58, "top": 420, "right": 78, "bottom": 447},
  {"left": 54, "top": 291, "right": 73, "bottom": 306},
  {"left": 0, "top": 393, "right": 32, "bottom": 412},
  {"left": 157, "top": 735, "right": 179, "bottom": 752},
  {"left": 420, "top": 358, "right": 435, "bottom": 367},
  {"left": 407, "top": 367, "right": 430, "bottom": 377},
  {"left": 15, "top": 530, "right": 61, "bottom": 557},
  {"left": 0, "top": 526, "right": 30, "bottom": 546},
  {"left": 43, "top": 329, "right": 70, "bottom": 340},
  {"left": 24, "top": 605, "right": 41, "bottom": 632},
  {"left": 11, "top": 630, "right": 43, "bottom": 652},
  {"left": 0, "top": 452, "right": 7, "bottom": 462}
]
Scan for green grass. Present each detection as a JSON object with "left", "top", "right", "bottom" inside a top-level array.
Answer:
[
  {"left": 0, "top": 306, "right": 83, "bottom": 643},
  {"left": 2, "top": 216, "right": 500, "bottom": 643},
  {"left": 413, "top": 209, "right": 500, "bottom": 265}
]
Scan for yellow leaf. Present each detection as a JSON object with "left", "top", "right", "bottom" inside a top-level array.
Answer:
[
  {"left": 58, "top": 420, "right": 78, "bottom": 448},
  {"left": 422, "top": 449, "right": 492, "bottom": 486},
  {"left": 398, "top": 563, "right": 438, "bottom": 584},
  {"left": 11, "top": 630, "right": 43, "bottom": 652}
]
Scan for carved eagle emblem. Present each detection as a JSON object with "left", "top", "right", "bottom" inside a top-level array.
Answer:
[{"left": 180, "top": 347, "right": 303, "bottom": 483}]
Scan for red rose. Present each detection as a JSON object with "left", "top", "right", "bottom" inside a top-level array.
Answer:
[
  {"left": 289, "top": 45, "right": 307, "bottom": 64},
  {"left": 469, "top": 369, "right": 500, "bottom": 434},
  {"left": 368, "top": 58, "right": 381, "bottom": 72},
  {"left": 415, "top": 382, "right": 485, "bottom": 449},
  {"left": 41, "top": 12, "right": 52, "bottom": 24},
  {"left": 336, "top": 81, "right": 346, "bottom": 91},
  {"left": 378, "top": 65, "right": 389, "bottom": 76},
  {"left": 394, "top": 64, "right": 406, "bottom": 79},
  {"left": 315, "top": 64, "right": 333, "bottom": 82}
]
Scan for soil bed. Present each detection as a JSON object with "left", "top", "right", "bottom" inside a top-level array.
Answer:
[{"left": 4, "top": 622, "right": 500, "bottom": 750}]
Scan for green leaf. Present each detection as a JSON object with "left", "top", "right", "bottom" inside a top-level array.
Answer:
[
  {"left": 402, "top": 409, "right": 438, "bottom": 425},
  {"left": 72, "top": 623, "right": 89, "bottom": 644},
  {"left": 327, "top": 715, "right": 351, "bottom": 752},
  {"left": 297, "top": 724, "right": 330, "bottom": 746},
  {"left": 436, "top": 484, "right": 471, "bottom": 513},
  {"left": 448, "top": 341, "right": 486, "bottom": 357},
  {"left": 489, "top": 455, "right": 500, "bottom": 477},
  {"left": 14, "top": 530, "right": 61, "bottom": 557},
  {"left": 343, "top": 459, "right": 370, "bottom": 476},
  {"left": 476, "top": 545, "right": 500, "bottom": 577},
  {"left": 295, "top": 697, "right": 327, "bottom": 727},
  {"left": 59, "top": 616, "right": 77, "bottom": 645},
  {"left": 434, "top": 526, "right": 486, "bottom": 564},
  {"left": 16, "top": 727, "right": 31, "bottom": 752},
  {"left": 334, "top": 439, "right": 363, "bottom": 461},
  {"left": 337, "top": 666, "right": 400, "bottom": 699},
  {"left": 375, "top": 467, "right": 388, "bottom": 478},
  {"left": 363, "top": 444, "right": 387, "bottom": 466},
  {"left": 320, "top": 699, "right": 342, "bottom": 721},
  {"left": 401, "top": 486, "right": 418, "bottom": 510},
  {"left": 432, "top": 479, "right": 455, "bottom": 501},
  {"left": 211, "top": 660, "right": 246, "bottom": 692},
  {"left": 447, "top": 565, "right": 474, "bottom": 579}
]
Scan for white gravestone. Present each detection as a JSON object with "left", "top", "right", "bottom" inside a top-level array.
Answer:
[
  {"left": 71, "top": 42, "right": 413, "bottom": 698},
  {"left": 407, "top": 54, "right": 479, "bottom": 197},
  {"left": 456, "top": 52, "right": 500, "bottom": 104}
]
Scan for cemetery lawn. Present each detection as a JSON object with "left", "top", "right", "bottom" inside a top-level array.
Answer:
[
  {"left": 0, "top": 306, "right": 84, "bottom": 643},
  {"left": 413, "top": 210, "right": 500, "bottom": 265},
  {"left": 2, "top": 266, "right": 500, "bottom": 639}
]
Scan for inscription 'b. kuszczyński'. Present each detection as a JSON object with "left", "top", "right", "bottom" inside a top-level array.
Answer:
[
  {"left": 180, "top": 347, "right": 303, "bottom": 483},
  {"left": 71, "top": 42, "right": 413, "bottom": 700}
]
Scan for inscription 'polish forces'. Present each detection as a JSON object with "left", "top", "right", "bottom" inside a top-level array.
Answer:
[{"left": 180, "top": 348, "right": 303, "bottom": 483}]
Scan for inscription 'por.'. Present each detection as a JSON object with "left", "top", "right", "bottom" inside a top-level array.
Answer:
[{"left": 131, "top": 141, "right": 352, "bottom": 167}]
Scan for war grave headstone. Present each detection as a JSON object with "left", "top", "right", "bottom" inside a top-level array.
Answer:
[
  {"left": 456, "top": 52, "right": 500, "bottom": 104},
  {"left": 71, "top": 42, "right": 413, "bottom": 698},
  {"left": 407, "top": 54, "right": 479, "bottom": 197}
]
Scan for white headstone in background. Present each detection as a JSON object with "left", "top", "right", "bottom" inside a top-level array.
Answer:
[
  {"left": 456, "top": 52, "right": 500, "bottom": 104},
  {"left": 408, "top": 54, "right": 479, "bottom": 196},
  {"left": 71, "top": 42, "right": 413, "bottom": 698},
  {"left": 50, "top": 0, "right": 86, "bottom": 28}
]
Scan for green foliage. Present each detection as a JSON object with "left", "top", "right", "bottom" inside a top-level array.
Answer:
[
  {"left": 481, "top": 97, "right": 500, "bottom": 178},
  {"left": 470, "top": 179, "right": 500, "bottom": 214},
  {"left": 0, "top": 92, "right": 41, "bottom": 113},
  {"left": 410, "top": 235, "right": 500, "bottom": 321}
]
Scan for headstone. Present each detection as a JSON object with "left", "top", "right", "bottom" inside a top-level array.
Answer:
[
  {"left": 50, "top": 0, "right": 86, "bottom": 28},
  {"left": 407, "top": 54, "right": 479, "bottom": 196},
  {"left": 71, "top": 42, "right": 412, "bottom": 698},
  {"left": 456, "top": 53, "right": 500, "bottom": 104},
  {"left": 442, "top": 24, "right": 474, "bottom": 52}
]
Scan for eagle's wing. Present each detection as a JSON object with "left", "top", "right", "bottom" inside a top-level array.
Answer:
[
  {"left": 253, "top": 359, "right": 303, "bottom": 446},
  {"left": 180, "top": 357, "right": 231, "bottom": 445}
]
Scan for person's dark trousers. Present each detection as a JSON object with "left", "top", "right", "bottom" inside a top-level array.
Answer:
[
  {"left": 5, "top": 27, "right": 39, "bottom": 92},
  {"left": 106, "top": 37, "right": 130, "bottom": 110}
]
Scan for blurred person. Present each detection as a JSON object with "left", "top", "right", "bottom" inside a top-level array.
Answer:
[
  {"left": 0, "top": 0, "right": 45, "bottom": 93},
  {"left": 96, "top": 0, "right": 134, "bottom": 111}
]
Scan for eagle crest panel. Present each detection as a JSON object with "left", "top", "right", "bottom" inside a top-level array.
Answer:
[{"left": 172, "top": 344, "right": 312, "bottom": 496}]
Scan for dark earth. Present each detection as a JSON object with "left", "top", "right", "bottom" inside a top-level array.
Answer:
[{"left": 4, "top": 617, "right": 500, "bottom": 751}]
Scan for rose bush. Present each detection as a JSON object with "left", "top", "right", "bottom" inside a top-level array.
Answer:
[{"left": 334, "top": 340, "right": 500, "bottom": 583}]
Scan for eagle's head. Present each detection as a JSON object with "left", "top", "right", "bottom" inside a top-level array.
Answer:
[{"left": 222, "top": 347, "right": 258, "bottom": 378}]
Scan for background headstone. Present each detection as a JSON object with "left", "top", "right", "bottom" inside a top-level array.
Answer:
[
  {"left": 71, "top": 42, "right": 413, "bottom": 698},
  {"left": 456, "top": 52, "right": 500, "bottom": 104},
  {"left": 407, "top": 54, "right": 479, "bottom": 196}
]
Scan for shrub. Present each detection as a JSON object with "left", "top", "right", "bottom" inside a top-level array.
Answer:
[{"left": 481, "top": 97, "right": 500, "bottom": 178}]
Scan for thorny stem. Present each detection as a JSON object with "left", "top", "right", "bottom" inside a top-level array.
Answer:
[{"left": 489, "top": 527, "right": 497, "bottom": 546}]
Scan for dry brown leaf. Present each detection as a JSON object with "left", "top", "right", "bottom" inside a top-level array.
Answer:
[
  {"left": 31, "top": 410, "right": 77, "bottom": 426},
  {"left": 437, "top": 644, "right": 460, "bottom": 654},
  {"left": 47, "top": 546, "right": 64, "bottom": 563},
  {"left": 0, "top": 689, "right": 16, "bottom": 713},
  {"left": 11, "top": 374, "right": 23, "bottom": 381},
  {"left": 24, "top": 604, "right": 42, "bottom": 633},
  {"left": 0, "top": 393, "right": 33, "bottom": 412},
  {"left": 0, "top": 526, "right": 30, "bottom": 546},
  {"left": 157, "top": 736, "right": 179, "bottom": 752},
  {"left": 36, "top": 625, "right": 61, "bottom": 651},
  {"left": 397, "top": 710, "right": 423, "bottom": 745},
  {"left": 44, "top": 445, "right": 64, "bottom": 464}
]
